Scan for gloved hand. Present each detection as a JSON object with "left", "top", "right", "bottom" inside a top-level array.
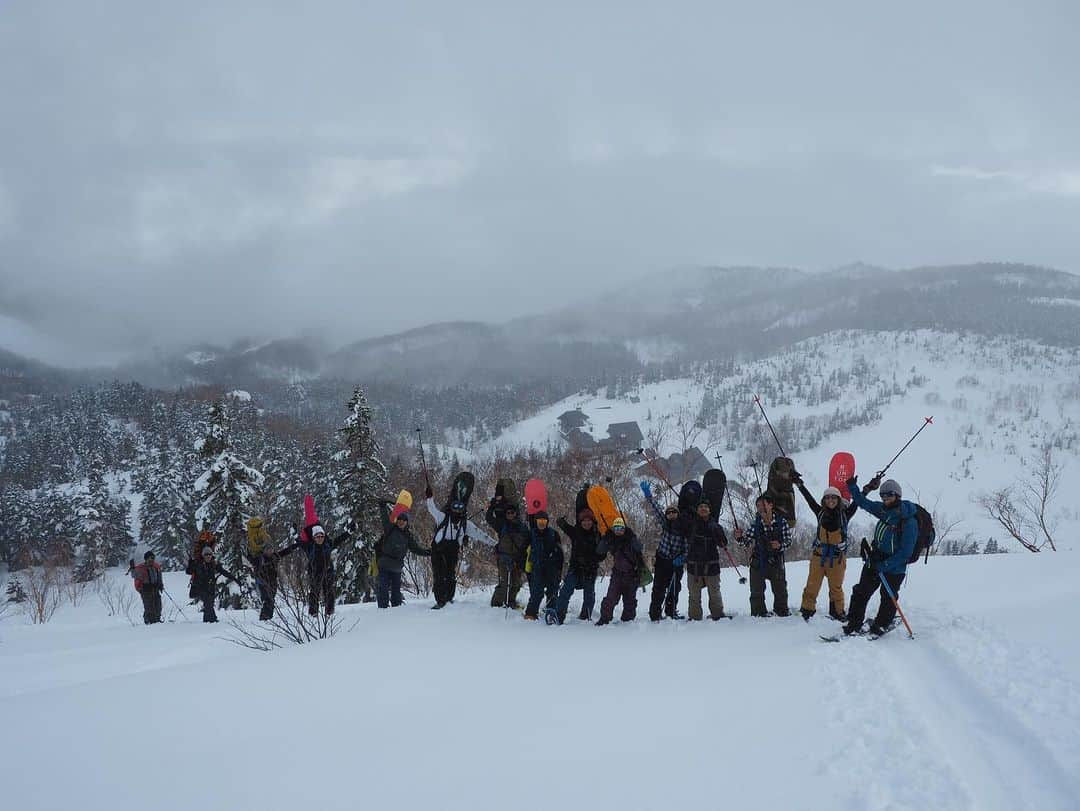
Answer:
[
  {"left": 859, "top": 538, "right": 871, "bottom": 562},
  {"left": 672, "top": 555, "right": 686, "bottom": 567},
  {"left": 866, "top": 475, "right": 882, "bottom": 492},
  {"left": 639, "top": 481, "right": 652, "bottom": 498},
  {"left": 845, "top": 476, "right": 859, "bottom": 493},
  {"left": 734, "top": 527, "right": 745, "bottom": 542},
  {"left": 790, "top": 470, "right": 803, "bottom": 485},
  {"left": 424, "top": 485, "right": 433, "bottom": 499},
  {"left": 157, "top": 583, "right": 165, "bottom": 592}
]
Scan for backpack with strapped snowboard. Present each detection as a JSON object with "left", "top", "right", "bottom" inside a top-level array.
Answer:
[{"left": 906, "top": 503, "right": 937, "bottom": 564}]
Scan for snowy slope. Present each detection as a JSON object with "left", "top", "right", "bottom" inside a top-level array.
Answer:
[
  {"left": 2, "top": 554, "right": 1079, "bottom": 811},
  {"left": 480, "top": 330, "right": 1080, "bottom": 551}
]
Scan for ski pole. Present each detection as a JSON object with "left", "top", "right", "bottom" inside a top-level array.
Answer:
[
  {"left": 635, "top": 448, "right": 680, "bottom": 498},
  {"left": 713, "top": 454, "right": 747, "bottom": 585},
  {"left": 504, "top": 562, "right": 514, "bottom": 621},
  {"left": 875, "top": 417, "right": 934, "bottom": 479},
  {"left": 877, "top": 572, "right": 914, "bottom": 639},
  {"left": 415, "top": 427, "right": 432, "bottom": 490},
  {"left": 752, "top": 396, "right": 788, "bottom": 458},
  {"left": 162, "top": 586, "right": 189, "bottom": 621}
]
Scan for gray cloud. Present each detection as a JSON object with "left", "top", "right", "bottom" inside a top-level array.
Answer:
[{"left": 2, "top": 1, "right": 1078, "bottom": 365}]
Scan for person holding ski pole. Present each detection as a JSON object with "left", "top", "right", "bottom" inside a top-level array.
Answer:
[
  {"left": 640, "top": 481, "right": 687, "bottom": 621},
  {"left": 595, "top": 517, "right": 646, "bottom": 626},
  {"left": 129, "top": 551, "right": 164, "bottom": 624},
  {"left": 554, "top": 507, "right": 603, "bottom": 623},
  {"left": 373, "top": 501, "right": 430, "bottom": 608},
  {"left": 185, "top": 545, "right": 240, "bottom": 623},
  {"left": 425, "top": 484, "right": 492, "bottom": 609},
  {"left": 676, "top": 498, "right": 729, "bottom": 621},
  {"left": 791, "top": 472, "right": 866, "bottom": 622},
  {"left": 842, "top": 476, "right": 917, "bottom": 637},
  {"left": 243, "top": 517, "right": 299, "bottom": 621},
  {"left": 485, "top": 502, "right": 530, "bottom": 610},
  {"left": 734, "top": 494, "right": 792, "bottom": 617},
  {"left": 523, "top": 511, "right": 564, "bottom": 621}
]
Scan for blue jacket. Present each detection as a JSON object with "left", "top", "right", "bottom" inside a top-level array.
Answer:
[{"left": 848, "top": 488, "right": 918, "bottom": 574}]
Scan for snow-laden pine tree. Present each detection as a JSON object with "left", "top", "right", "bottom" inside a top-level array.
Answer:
[
  {"left": 333, "top": 386, "right": 387, "bottom": 603},
  {"left": 74, "top": 459, "right": 133, "bottom": 580},
  {"left": 140, "top": 448, "right": 195, "bottom": 569},
  {"left": 193, "top": 400, "right": 263, "bottom": 605}
]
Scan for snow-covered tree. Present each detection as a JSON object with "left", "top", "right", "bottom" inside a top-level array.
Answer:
[
  {"left": 140, "top": 448, "right": 195, "bottom": 568},
  {"left": 333, "top": 386, "right": 388, "bottom": 603},
  {"left": 193, "top": 401, "right": 263, "bottom": 604},
  {"left": 74, "top": 459, "right": 133, "bottom": 580}
]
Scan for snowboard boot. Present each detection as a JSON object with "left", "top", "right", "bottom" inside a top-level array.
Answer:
[
  {"left": 666, "top": 610, "right": 684, "bottom": 620},
  {"left": 829, "top": 608, "right": 847, "bottom": 622},
  {"left": 801, "top": 608, "right": 815, "bottom": 622},
  {"left": 430, "top": 602, "right": 445, "bottom": 610},
  {"left": 842, "top": 620, "right": 863, "bottom": 636},
  {"left": 595, "top": 617, "right": 611, "bottom": 626},
  {"left": 578, "top": 609, "right": 591, "bottom": 621},
  {"left": 523, "top": 614, "right": 538, "bottom": 621}
]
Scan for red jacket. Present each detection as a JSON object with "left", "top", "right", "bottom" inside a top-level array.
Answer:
[{"left": 133, "top": 561, "right": 163, "bottom": 592}]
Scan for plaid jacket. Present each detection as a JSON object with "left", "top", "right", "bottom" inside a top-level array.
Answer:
[
  {"left": 644, "top": 492, "right": 688, "bottom": 561},
  {"left": 738, "top": 513, "right": 792, "bottom": 569}
]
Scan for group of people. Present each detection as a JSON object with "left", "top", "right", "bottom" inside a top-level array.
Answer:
[{"left": 130, "top": 469, "right": 921, "bottom": 639}]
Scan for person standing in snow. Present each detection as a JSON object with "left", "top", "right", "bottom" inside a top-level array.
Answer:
[
  {"left": 424, "top": 485, "right": 492, "bottom": 609},
  {"left": 640, "top": 481, "right": 687, "bottom": 621},
  {"left": 523, "top": 511, "right": 564, "bottom": 620},
  {"left": 129, "top": 551, "right": 164, "bottom": 624},
  {"left": 735, "top": 494, "right": 792, "bottom": 617},
  {"left": 299, "top": 524, "right": 351, "bottom": 616},
  {"left": 792, "top": 472, "right": 870, "bottom": 622},
  {"left": 486, "top": 502, "right": 530, "bottom": 610},
  {"left": 553, "top": 507, "right": 603, "bottom": 623},
  {"left": 185, "top": 545, "right": 240, "bottom": 623},
  {"left": 596, "top": 516, "right": 646, "bottom": 626},
  {"left": 842, "top": 476, "right": 918, "bottom": 637},
  {"left": 243, "top": 517, "right": 299, "bottom": 621},
  {"left": 373, "top": 502, "right": 430, "bottom": 608},
  {"left": 677, "top": 499, "right": 729, "bottom": 621}
]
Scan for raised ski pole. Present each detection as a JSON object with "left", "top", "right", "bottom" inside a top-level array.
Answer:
[
  {"left": 714, "top": 454, "right": 747, "bottom": 585},
  {"left": 752, "top": 395, "right": 788, "bottom": 458},
  {"left": 875, "top": 417, "right": 934, "bottom": 478},
  {"left": 877, "top": 573, "right": 914, "bottom": 639},
  {"left": 415, "top": 427, "right": 432, "bottom": 490},
  {"left": 162, "top": 586, "right": 189, "bottom": 621},
  {"left": 634, "top": 448, "right": 680, "bottom": 498}
]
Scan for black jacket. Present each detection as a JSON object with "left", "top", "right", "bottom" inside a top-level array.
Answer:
[
  {"left": 185, "top": 558, "right": 237, "bottom": 596},
  {"left": 597, "top": 528, "right": 644, "bottom": 576},
  {"left": 375, "top": 501, "right": 429, "bottom": 574},
  {"left": 244, "top": 543, "right": 299, "bottom": 585},
  {"left": 556, "top": 517, "right": 603, "bottom": 579},
  {"left": 677, "top": 516, "right": 728, "bottom": 578}
]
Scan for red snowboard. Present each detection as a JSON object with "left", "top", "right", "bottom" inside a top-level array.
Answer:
[
  {"left": 829, "top": 453, "right": 856, "bottom": 500},
  {"left": 524, "top": 479, "right": 548, "bottom": 515}
]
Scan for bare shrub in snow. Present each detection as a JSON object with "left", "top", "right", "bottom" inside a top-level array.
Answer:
[
  {"left": 96, "top": 576, "right": 136, "bottom": 622},
  {"left": 22, "top": 566, "right": 62, "bottom": 624},
  {"left": 977, "top": 445, "right": 1061, "bottom": 552}
]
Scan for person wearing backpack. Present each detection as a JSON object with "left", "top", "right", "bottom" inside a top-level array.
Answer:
[
  {"left": 554, "top": 508, "right": 604, "bottom": 623},
  {"left": 523, "top": 511, "right": 564, "bottom": 621},
  {"left": 734, "top": 494, "right": 792, "bottom": 617},
  {"left": 596, "top": 517, "right": 646, "bottom": 626},
  {"left": 486, "top": 502, "right": 531, "bottom": 609},
  {"left": 424, "top": 486, "right": 492, "bottom": 609},
  {"left": 373, "top": 502, "right": 430, "bottom": 608},
  {"left": 842, "top": 476, "right": 919, "bottom": 636},
  {"left": 129, "top": 551, "right": 164, "bottom": 624},
  {"left": 792, "top": 473, "right": 869, "bottom": 622},
  {"left": 676, "top": 499, "right": 729, "bottom": 621},
  {"left": 299, "top": 524, "right": 353, "bottom": 616},
  {"left": 185, "top": 545, "right": 240, "bottom": 623},
  {"left": 244, "top": 517, "right": 299, "bottom": 621},
  {"left": 640, "top": 481, "right": 688, "bottom": 622}
]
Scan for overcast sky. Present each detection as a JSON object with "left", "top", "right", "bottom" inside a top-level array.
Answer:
[{"left": 2, "top": 1, "right": 1078, "bottom": 365}]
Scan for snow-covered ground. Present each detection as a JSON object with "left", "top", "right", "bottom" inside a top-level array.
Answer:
[{"left": 2, "top": 553, "right": 1078, "bottom": 811}]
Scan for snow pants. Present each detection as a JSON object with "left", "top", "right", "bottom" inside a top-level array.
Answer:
[
  {"left": 801, "top": 551, "right": 846, "bottom": 617},
  {"left": 140, "top": 588, "right": 162, "bottom": 624},
  {"left": 648, "top": 554, "right": 683, "bottom": 620},
  {"left": 256, "top": 577, "right": 278, "bottom": 620},
  {"left": 687, "top": 573, "right": 724, "bottom": 620},
  {"left": 599, "top": 569, "right": 638, "bottom": 623},
  {"left": 525, "top": 571, "right": 559, "bottom": 618},
  {"left": 490, "top": 556, "right": 523, "bottom": 607},
  {"left": 377, "top": 570, "right": 404, "bottom": 608},
  {"left": 554, "top": 570, "right": 597, "bottom": 621},
  {"left": 749, "top": 560, "right": 789, "bottom": 616},
  {"left": 846, "top": 566, "right": 905, "bottom": 631},
  {"left": 308, "top": 572, "right": 335, "bottom": 615},
  {"left": 431, "top": 541, "right": 459, "bottom": 607},
  {"left": 195, "top": 588, "right": 218, "bottom": 623}
]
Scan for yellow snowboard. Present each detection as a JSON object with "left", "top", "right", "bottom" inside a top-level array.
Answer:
[{"left": 586, "top": 485, "right": 621, "bottom": 534}]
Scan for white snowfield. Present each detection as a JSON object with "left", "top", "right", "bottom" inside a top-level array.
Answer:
[{"left": 2, "top": 552, "right": 1078, "bottom": 811}]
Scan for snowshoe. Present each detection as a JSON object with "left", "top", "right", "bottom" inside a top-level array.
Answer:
[{"left": 544, "top": 607, "right": 559, "bottom": 625}]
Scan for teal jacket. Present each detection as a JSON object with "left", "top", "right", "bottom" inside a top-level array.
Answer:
[{"left": 848, "top": 488, "right": 918, "bottom": 575}]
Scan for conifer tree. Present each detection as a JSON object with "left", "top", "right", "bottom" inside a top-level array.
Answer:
[{"left": 140, "top": 448, "right": 195, "bottom": 568}]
